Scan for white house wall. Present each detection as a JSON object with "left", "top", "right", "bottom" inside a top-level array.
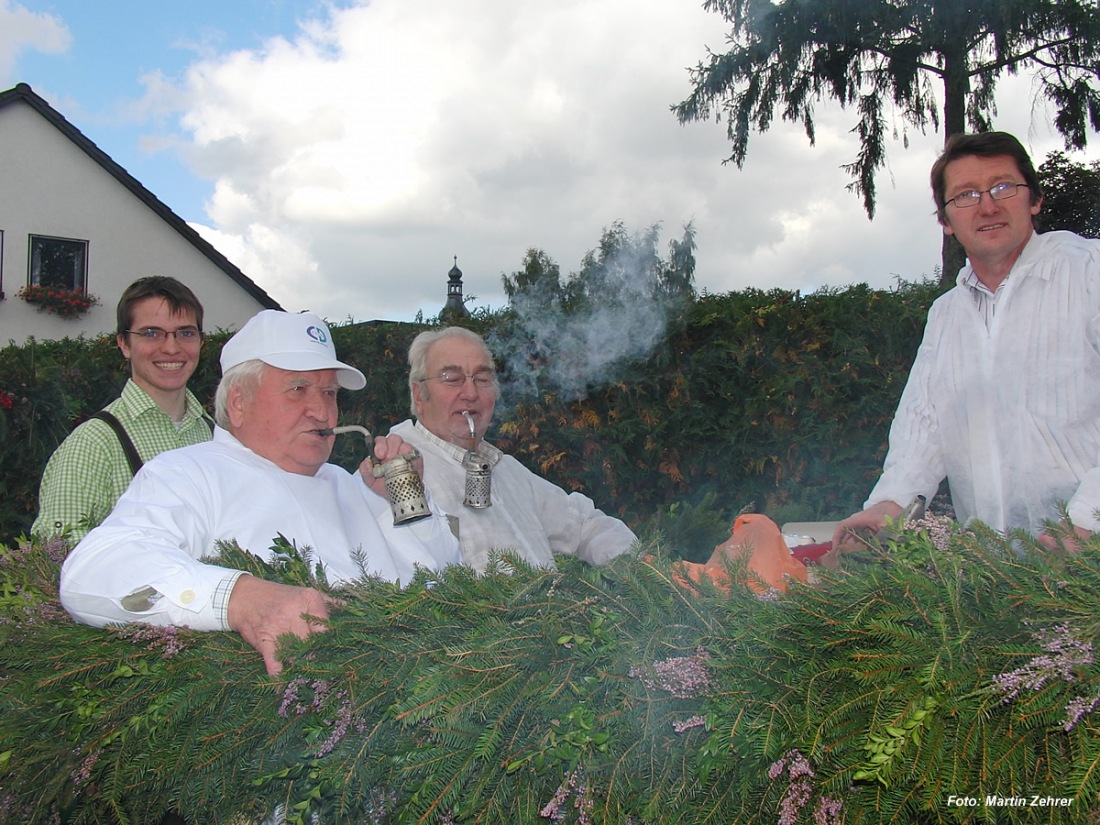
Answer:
[{"left": 0, "top": 97, "right": 274, "bottom": 345}]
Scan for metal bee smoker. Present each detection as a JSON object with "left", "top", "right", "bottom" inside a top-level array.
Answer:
[
  {"left": 328, "top": 425, "right": 431, "bottom": 525},
  {"left": 461, "top": 411, "right": 492, "bottom": 509}
]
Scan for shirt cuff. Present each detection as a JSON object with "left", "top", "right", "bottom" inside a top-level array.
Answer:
[{"left": 213, "top": 570, "right": 247, "bottom": 631}]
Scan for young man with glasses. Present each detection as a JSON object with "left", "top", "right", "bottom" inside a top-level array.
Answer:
[
  {"left": 832, "top": 131, "right": 1100, "bottom": 556},
  {"left": 391, "top": 326, "right": 637, "bottom": 573},
  {"left": 33, "top": 276, "right": 213, "bottom": 541}
]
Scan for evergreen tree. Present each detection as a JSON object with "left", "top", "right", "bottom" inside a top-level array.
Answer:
[
  {"left": 1037, "top": 151, "right": 1100, "bottom": 238},
  {"left": 674, "top": 0, "right": 1100, "bottom": 283},
  {"left": 566, "top": 221, "right": 697, "bottom": 309},
  {"left": 501, "top": 248, "right": 564, "bottom": 310}
]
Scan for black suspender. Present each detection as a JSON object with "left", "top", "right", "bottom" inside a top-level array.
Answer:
[
  {"left": 88, "top": 410, "right": 214, "bottom": 478},
  {"left": 89, "top": 410, "right": 143, "bottom": 476}
]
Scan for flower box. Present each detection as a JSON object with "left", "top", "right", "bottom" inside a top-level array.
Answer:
[{"left": 17, "top": 284, "right": 99, "bottom": 318}]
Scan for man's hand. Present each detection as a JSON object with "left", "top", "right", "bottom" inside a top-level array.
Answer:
[
  {"left": 1038, "top": 523, "right": 1094, "bottom": 554},
  {"left": 226, "top": 575, "right": 331, "bottom": 676},
  {"left": 825, "top": 501, "right": 904, "bottom": 568},
  {"left": 358, "top": 434, "right": 424, "bottom": 499}
]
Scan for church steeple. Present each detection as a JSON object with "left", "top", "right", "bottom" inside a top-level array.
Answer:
[{"left": 441, "top": 256, "right": 469, "bottom": 320}]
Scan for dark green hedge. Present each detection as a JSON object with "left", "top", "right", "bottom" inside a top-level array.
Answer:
[{"left": 0, "top": 281, "right": 942, "bottom": 553}]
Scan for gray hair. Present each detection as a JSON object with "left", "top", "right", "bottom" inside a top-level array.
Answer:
[
  {"left": 214, "top": 359, "right": 267, "bottom": 429},
  {"left": 407, "top": 326, "right": 498, "bottom": 416}
]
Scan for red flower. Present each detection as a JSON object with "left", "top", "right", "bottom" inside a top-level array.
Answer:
[{"left": 17, "top": 284, "right": 97, "bottom": 318}]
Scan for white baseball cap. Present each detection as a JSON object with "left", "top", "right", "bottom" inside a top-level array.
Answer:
[{"left": 220, "top": 310, "right": 367, "bottom": 390}]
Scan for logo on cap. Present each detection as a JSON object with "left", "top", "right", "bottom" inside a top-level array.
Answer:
[{"left": 306, "top": 325, "right": 328, "bottom": 345}]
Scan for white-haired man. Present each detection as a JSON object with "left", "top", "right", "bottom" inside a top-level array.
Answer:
[
  {"left": 390, "top": 326, "right": 637, "bottom": 572},
  {"left": 60, "top": 310, "right": 460, "bottom": 676}
]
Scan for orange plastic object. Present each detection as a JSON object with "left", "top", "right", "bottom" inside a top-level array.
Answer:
[{"left": 673, "top": 513, "right": 809, "bottom": 594}]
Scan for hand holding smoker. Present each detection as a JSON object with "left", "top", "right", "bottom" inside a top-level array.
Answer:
[{"left": 321, "top": 425, "right": 431, "bottom": 525}]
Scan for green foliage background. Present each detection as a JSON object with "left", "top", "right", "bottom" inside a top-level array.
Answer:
[{"left": 0, "top": 282, "right": 941, "bottom": 553}]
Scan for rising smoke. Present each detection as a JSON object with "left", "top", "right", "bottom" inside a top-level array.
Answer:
[{"left": 487, "top": 224, "right": 693, "bottom": 407}]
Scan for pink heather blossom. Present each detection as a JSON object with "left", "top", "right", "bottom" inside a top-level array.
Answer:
[
  {"left": 814, "top": 796, "right": 843, "bottom": 825},
  {"left": 539, "top": 777, "right": 571, "bottom": 822},
  {"left": 70, "top": 751, "right": 99, "bottom": 785},
  {"left": 539, "top": 767, "right": 593, "bottom": 823},
  {"left": 769, "top": 749, "right": 816, "bottom": 825},
  {"left": 672, "top": 715, "right": 707, "bottom": 733},
  {"left": 909, "top": 511, "right": 956, "bottom": 552},
  {"left": 629, "top": 648, "right": 712, "bottom": 699},
  {"left": 277, "top": 678, "right": 364, "bottom": 757},
  {"left": 314, "top": 692, "right": 362, "bottom": 758},
  {"left": 992, "top": 623, "right": 1094, "bottom": 701},
  {"left": 278, "top": 677, "right": 310, "bottom": 718},
  {"left": 1063, "top": 692, "right": 1100, "bottom": 732},
  {"left": 113, "top": 624, "right": 186, "bottom": 657}
]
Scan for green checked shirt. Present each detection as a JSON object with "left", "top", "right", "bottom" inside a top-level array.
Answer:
[{"left": 32, "top": 379, "right": 213, "bottom": 543}]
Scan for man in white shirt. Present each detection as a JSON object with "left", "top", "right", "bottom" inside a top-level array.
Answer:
[
  {"left": 60, "top": 310, "right": 460, "bottom": 676},
  {"left": 390, "top": 327, "right": 637, "bottom": 573},
  {"left": 833, "top": 131, "right": 1100, "bottom": 554}
]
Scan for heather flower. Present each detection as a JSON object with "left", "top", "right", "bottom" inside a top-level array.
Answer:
[
  {"left": 909, "top": 511, "right": 956, "bottom": 552},
  {"left": 6, "top": 535, "right": 69, "bottom": 567},
  {"left": 314, "top": 692, "right": 357, "bottom": 757},
  {"left": 539, "top": 767, "right": 593, "bottom": 824},
  {"left": 70, "top": 751, "right": 99, "bottom": 785},
  {"left": 278, "top": 677, "right": 310, "bottom": 717},
  {"left": 310, "top": 679, "right": 332, "bottom": 710},
  {"left": 277, "top": 678, "right": 364, "bottom": 756},
  {"left": 992, "top": 623, "right": 1094, "bottom": 701},
  {"left": 1063, "top": 692, "right": 1100, "bottom": 732},
  {"left": 113, "top": 623, "right": 186, "bottom": 657},
  {"left": 0, "top": 791, "right": 34, "bottom": 821},
  {"left": 672, "top": 714, "right": 707, "bottom": 733},
  {"left": 629, "top": 648, "right": 712, "bottom": 699},
  {"left": 814, "top": 796, "right": 843, "bottom": 825},
  {"left": 539, "top": 775, "right": 571, "bottom": 821},
  {"left": 39, "top": 535, "right": 72, "bottom": 566},
  {"left": 360, "top": 787, "right": 399, "bottom": 824},
  {"left": 768, "top": 749, "right": 815, "bottom": 825}
]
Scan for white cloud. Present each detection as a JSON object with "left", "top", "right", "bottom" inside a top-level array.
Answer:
[
  {"left": 141, "top": 0, "right": 1099, "bottom": 321},
  {"left": 0, "top": 0, "right": 70, "bottom": 87}
]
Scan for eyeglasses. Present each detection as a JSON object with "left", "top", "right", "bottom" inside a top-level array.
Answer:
[
  {"left": 422, "top": 370, "right": 496, "bottom": 389},
  {"left": 945, "top": 182, "right": 1029, "bottom": 209},
  {"left": 126, "top": 327, "right": 203, "bottom": 343}
]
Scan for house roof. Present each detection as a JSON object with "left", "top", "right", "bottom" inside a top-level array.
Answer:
[{"left": 0, "top": 82, "right": 281, "bottom": 310}]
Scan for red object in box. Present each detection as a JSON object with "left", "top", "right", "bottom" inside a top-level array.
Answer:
[{"left": 791, "top": 541, "right": 831, "bottom": 565}]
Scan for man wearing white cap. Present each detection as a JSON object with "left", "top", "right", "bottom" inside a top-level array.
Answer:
[{"left": 60, "top": 310, "right": 461, "bottom": 676}]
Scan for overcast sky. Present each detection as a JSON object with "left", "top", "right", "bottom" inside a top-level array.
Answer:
[{"left": 4, "top": 0, "right": 1098, "bottom": 323}]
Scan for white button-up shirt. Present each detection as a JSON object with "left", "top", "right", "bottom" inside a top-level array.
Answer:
[
  {"left": 867, "top": 230, "right": 1100, "bottom": 536},
  {"left": 391, "top": 419, "right": 636, "bottom": 572}
]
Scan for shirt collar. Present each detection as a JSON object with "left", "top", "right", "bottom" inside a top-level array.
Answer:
[
  {"left": 960, "top": 268, "right": 1002, "bottom": 297},
  {"left": 413, "top": 420, "right": 501, "bottom": 466},
  {"left": 118, "top": 379, "right": 205, "bottom": 423},
  {"left": 956, "top": 229, "right": 1043, "bottom": 291}
]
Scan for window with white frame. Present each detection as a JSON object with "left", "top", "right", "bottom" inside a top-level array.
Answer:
[{"left": 29, "top": 235, "right": 89, "bottom": 292}]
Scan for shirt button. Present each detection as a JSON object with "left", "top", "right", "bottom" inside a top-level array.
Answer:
[{"left": 179, "top": 590, "right": 196, "bottom": 604}]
